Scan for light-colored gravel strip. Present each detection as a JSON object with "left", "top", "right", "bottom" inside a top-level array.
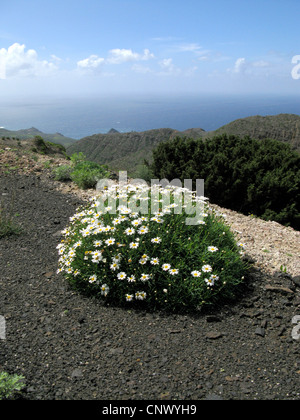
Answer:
[{"left": 210, "top": 203, "right": 300, "bottom": 277}]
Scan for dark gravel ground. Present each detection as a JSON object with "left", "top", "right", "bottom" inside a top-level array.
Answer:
[{"left": 1, "top": 173, "right": 300, "bottom": 401}]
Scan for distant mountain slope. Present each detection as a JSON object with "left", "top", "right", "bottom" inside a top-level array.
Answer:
[
  {"left": 67, "top": 128, "right": 180, "bottom": 173},
  {"left": 66, "top": 114, "right": 300, "bottom": 173},
  {"left": 67, "top": 127, "right": 207, "bottom": 173},
  {"left": 0, "top": 127, "right": 77, "bottom": 148},
  {"left": 210, "top": 114, "right": 300, "bottom": 151}
]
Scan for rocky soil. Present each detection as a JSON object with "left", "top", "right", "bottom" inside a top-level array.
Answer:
[{"left": 0, "top": 151, "right": 300, "bottom": 400}]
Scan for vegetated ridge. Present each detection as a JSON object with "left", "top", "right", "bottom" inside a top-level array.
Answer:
[
  {"left": 0, "top": 127, "right": 76, "bottom": 148},
  {"left": 210, "top": 114, "right": 300, "bottom": 151},
  {"left": 66, "top": 114, "right": 300, "bottom": 174}
]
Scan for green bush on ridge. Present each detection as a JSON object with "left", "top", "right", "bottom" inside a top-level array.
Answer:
[
  {"left": 150, "top": 135, "right": 300, "bottom": 230},
  {"left": 53, "top": 152, "right": 110, "bottom": 189}
]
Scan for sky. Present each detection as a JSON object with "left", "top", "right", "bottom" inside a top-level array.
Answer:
[{"left": 1, "top": 0, "right": 300, "bottom": 98}]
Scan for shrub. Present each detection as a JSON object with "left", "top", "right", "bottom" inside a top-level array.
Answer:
[
  {"left": 57, "top": 184, "right": 248, "bottom": 313},
  {"left": 151, "top": 135, "right": 300, "bottom": 230},
  {"left": 53, "top": 154, "right": 109, "bottom": 189},
  {"left": 53, "top": 164, "right": 73, "bottom": 182},
  {"left": 132, "top": 163, "right": 154, "bottom": 184},
  {"left": 0, "top": 195, "right": 22, "bottom": 238},
  {"left": 33, "top": 135, "right": 48, "bottom": 154},
  {"left": 70, "top": 152, "right": 86, "bottom": 165},
  {"left": 70, "top": 161, "right": 109, "bottom": 189},
  {"left": 0, "top": 371, "right": 25, "bottom": 400}
]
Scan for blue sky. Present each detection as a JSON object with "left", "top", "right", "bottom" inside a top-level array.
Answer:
[{"left": 1, "top": 0, "right": 300, "bottom": 97}]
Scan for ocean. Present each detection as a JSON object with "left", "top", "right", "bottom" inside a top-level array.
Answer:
[{"left": 0, "top": 94, "right": 300, "bottom": 139}]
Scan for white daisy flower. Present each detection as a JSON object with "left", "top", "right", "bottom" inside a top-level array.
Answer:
[
  {"left": 105, "top": 237, "right": 115, "bottom": 246},
  {"left": 140, "top": 273, "right": 150, "bottom": 282},
  {"left": 138, "top": 226, "right": 149, "bottom": 234},
  {"left": 135, "top": 291, "right": 147, "bottom": 300},
  {"left": 110, "top": 262, "right": 120, "bottom": 271},
  {"left": 112, "top": 218, "right": 121, "bottom": 225},
  {"left": 162, "top": 263, "right": 171, "bottom": 271},
  {"left": 81, "top": 228, "right": 90, "bottom": 237},
  {"left": 117, "top": 272, "right": 127, "bottom": 280},
  {"left": 205, "top": 278, "right": 215, "bottom": 286},
  {"left": 169, "top": 268, "right": 179, "bottom": 275},
  {"left": 202, "top": 264, "right": 212, "bottom": 273},
  {"left": 112, "top": 254, "right": 122, "bottom": 263},
  {"left": 125, "top": 228, "right": 135, "bottom": 236},
  {"left": 131, "top": 219, "right": 142, "bottom": 227},
  {"left": 208, "top": 246, "right": 219, "bottom": 253},
  {"left": 150, "top": 257, "right": 159, "bottom": 265},
  {"left": 93, "top": 240, "right": 103, "bottom": 247},
  {"left": 151, "top": 237, "right": 161, "bottom": 244},
  {"left": 101, "top": 284, "right": 109, "bottom": 296},
  {"left": 89, "top": 274, "right": 97, "bottom": 284},
  {"left": 191, "top": 270, "right": 201, "bottom": 278},
  {"left": 118, "top": 206, "right": 131, "bottom": 214},
  {"left": 92, "top": 254, "right": 102, "bottom": 263},
  {"left": 129, "top": 242, "right": 139, "bottom": 249},
  {"left": 127, "top": 275, "right": 136, "bottom": 283},
  {"left": 125, "top": 294, "right": 134, "bottom": 302},
  {"left": 91, "top": 250, "right": 102, "bottom": 258}
]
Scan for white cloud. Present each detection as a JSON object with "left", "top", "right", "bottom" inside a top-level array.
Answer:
[
  {"left": 77, "top": 48, "right": 155, "bottom": 73},
  {"left": 231, "top": 57, "right": 272, "bottom": 76},
  {"left": 77, "top": 54, "right": 105, "bottom": 70},
  {"left": 0, "top": 43, "right": 57, "bottom": 79},
  {"left": 175, "top": 43, "right": 203, "bottom": 53},
  {"left": 159, "top": 58, "right": 174, "bottom": 70},
  {"left": 50, "top": 54, "right": 63, "bottom": 62},
  {"left": 233, "top": 57, "right": 246, "bottom": 74},
  {"left": 158, "top": 58, "right": 181, "bottom": 75},
  {"left": 106, "top": 48, "right": 154, "bottom": 64}
]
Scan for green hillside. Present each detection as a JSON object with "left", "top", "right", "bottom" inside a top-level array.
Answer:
[
  {"left": 0, "top": 127, "right": 77, "bottom": 148},
  {"left": 210, "top": 114, "right": 300, "bottom": 151},
  {"left": 66, "top": 114, "right": 300, "bottom": 174},
  {"left": 67, "top": 128, "right": 182, "bottom": 174}
]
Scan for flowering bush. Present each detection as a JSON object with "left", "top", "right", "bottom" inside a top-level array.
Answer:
[{"left": 57, "top": 183, "right": 248, "bottom": 313}]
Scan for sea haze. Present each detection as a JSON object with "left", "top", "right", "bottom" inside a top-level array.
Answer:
[{"left": 0, "top": 94, "right": 300, "bottom": 139}]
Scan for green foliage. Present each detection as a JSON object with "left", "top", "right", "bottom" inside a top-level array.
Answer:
[
  {"left": 151, "top": 135, "right": 300, "bottom": 230},
  {"left": 53, "top": 153, "right": 109, "bottom": 189},
  {"left": 70, "top": 161, "right": 109, "bottom": 189},
  {"left": 53, "top": 164, "right": 73, "bottom": 182},
  {"left": 57, "top": 184, "right": 248, "bottom": 313},
  {"left": 70, "top": 152, "right": 86, "bottom": 165},
  {"left": 0, "top": 194, "right": 22, "bottom": 238},
  {"left": 45, "top": 141, "right": 66, "bottom": 153},
  {"left": 33, "top": 135, "right": 48, "bottom": 154},
  {"left": 0, "top": 371, "right": 25, "bottom": 400},
  {"left": 31, "top": 136, "right": 67, "bottom": 157},
  {"left": 132, "top": 163, "right": 154, "bottom": 184}
]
